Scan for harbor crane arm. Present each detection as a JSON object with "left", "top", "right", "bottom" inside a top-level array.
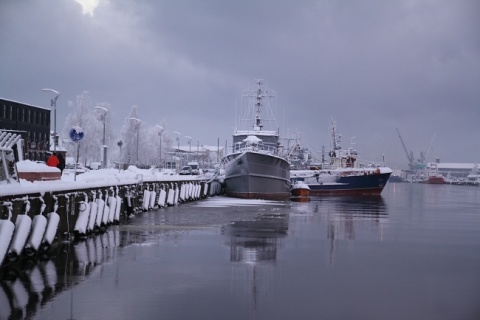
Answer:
[
  {"left": 423, "top": 134, "right": 436, "bottom": 161},
  {"left": 396, "top": 128, "right": 414, "bottom": 164}
]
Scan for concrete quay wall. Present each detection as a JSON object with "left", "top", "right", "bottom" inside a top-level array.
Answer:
[{"left": 0, "top": 178, "right": 223, "bottom": 267}]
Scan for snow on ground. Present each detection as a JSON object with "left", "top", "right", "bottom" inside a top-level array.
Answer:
[
  {"left": 16, "top": 160, "right": 60, "bottom": 173},
  {"left": 1, "top": 160, "right": 208, "bottom": 197}
]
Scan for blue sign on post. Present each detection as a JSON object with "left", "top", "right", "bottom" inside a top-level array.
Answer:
[
  {"left": 69, "top": 126, "right": 84, "bottom": 142},
  {"left": 69, "top": 126, "right": 84, "bottom": 182}
]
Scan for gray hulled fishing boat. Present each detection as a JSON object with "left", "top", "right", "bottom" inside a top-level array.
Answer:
[{"left": 221, "top": 80, "right": 290, "bottom": 199}]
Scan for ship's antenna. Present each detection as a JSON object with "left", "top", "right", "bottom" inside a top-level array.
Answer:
[{"left": 254, "top": 79, "right": 264, "bottom": 131}]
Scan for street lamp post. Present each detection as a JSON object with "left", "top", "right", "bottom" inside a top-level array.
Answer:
[
  {"left": 42, "top": 88, "right": 60, "bottom": 152},
  {"left": 185, "top": 135, "right": 192, "bottom": 162},
  {"left": 95, "top": 106, "right": 108, "bottom": 168},
  {"left": 185, "top": 136, "right": 192, "bottom": 153},
  {"left": 155, "top": 125, "right": 164, "bottom": 168},
  {"left": 173, "top": 131, "right": 181, "bottom": 169},
  {"left": 129, "top": 118, "right": 142, "bottom": 165}
]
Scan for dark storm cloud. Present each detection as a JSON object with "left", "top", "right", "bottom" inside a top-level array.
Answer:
[{"left": 1, "top": 0, "right": 479, "bottom": 167}]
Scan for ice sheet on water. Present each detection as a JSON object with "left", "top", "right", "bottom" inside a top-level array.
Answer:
[{"left": 194, "top": 196, "right": 281, "bottom": 208}]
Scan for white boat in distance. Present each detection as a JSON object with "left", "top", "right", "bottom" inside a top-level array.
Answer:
[{"left": 221, "top": 80, "right": 291, "bottom": 199}]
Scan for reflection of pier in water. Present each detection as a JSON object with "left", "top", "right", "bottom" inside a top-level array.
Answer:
[
  {"left": 0, "top": 225, "right": 181, "bottom": 320},
  {"left": 223, "top": 212, "right": 289, "bottom": 312}
]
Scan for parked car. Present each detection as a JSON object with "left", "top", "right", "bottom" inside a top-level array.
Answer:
[
  {"left": 179, "top": 166, "right": 192, "bottom": 175},
  {"left": 65, "top": 163, "right": 88, "bottom": 175},
  {"left": 89, "top": 162, "right": 101, "bottom": 170}
]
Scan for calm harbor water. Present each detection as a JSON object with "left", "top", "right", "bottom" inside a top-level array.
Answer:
[{"left": 1, "top": 182, "right": 480, "bottom": 320}]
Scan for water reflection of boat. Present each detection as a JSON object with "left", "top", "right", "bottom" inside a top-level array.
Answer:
[
  {"left": 224, "top": 213, "right": 288, "bottom": 263},
  {"left": 321, "top": 197, "right": 388, "bottom": 265},
  {"left": 223, "top": 212, "right": 289, "bottom": 314},
  {"left": 290, "top": 120, "right": 392, "bottom": 196}
]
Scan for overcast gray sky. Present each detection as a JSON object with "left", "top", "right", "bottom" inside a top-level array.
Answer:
[{"left": 1, "top": 0, "right": 479, "bottom": 168}]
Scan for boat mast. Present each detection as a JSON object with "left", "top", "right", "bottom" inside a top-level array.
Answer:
[
  {"left": 330, "top": 119, "right": 341, "bottom": 152},
  {"left": 253, "top": 79, "right": 264, "bottom": 131}
]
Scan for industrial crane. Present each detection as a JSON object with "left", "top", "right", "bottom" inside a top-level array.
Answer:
[
  {"left": 396, "top": 128, "right": 436, "bottom": 172},
  {"left": 396, "top": 128, "right": 414, "bottom": 170}
]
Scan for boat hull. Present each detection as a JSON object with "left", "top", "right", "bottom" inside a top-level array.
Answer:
[
  {"left": 291, "top": 188, "right": 310, "bottom": 198},
  {"left": 293, "top": 170, "right": 391, "bottom": 196},
  {"left": 422, "top": 176, "right": 446, "bottom": 184},
  {"left": 223, "top": 151, "right": 291, "bottom": 200},
  {"left": 290, "top": 189, "right": 310, "bottom": 202}
]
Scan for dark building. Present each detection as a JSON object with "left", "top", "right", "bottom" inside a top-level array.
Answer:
[{"left": 0, "top": 97, "right": 51, "bottom": 161}]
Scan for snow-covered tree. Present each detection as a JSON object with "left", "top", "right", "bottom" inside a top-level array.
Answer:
[
  {"left": 119, "top": 106, "right": 173, "bottom": 167},
  {"left": 119, "top": 105, "right": 140, "bottom": 165},
  {"left": 62, "top": 91, "right": 105, "bottom": 165},
  {"left": 61, "top": 93, "right": 178, "bottom": 168},
  {"left": 143, "top": 121, "right": 171, "bottom": 166}
]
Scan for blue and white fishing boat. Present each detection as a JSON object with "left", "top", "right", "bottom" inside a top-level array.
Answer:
[{"left": 290, "top": 120, "right": 392, "bottom": 196}]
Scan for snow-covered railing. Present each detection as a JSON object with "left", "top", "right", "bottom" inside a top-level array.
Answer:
[{"left": 0, "top": 130, "right": 24, "bottom": 183}]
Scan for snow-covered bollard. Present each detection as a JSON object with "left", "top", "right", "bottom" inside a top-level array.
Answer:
[
  {"left": 166, "top": 187, "right": 174, "bottom": 206},
  {"left": 180, "top": 184, "right": 186, "bottom": 202},
  {"left": 194, "top": 183, "right": 200, "bottom": 199},
  {"left": 0, "top": 202, "right": 15, "bottom": 267},
  {"left": 174, "top": 184, "right": 180, "bottom": 205},
  {"left": 189, "top": 183, "right": 194, "bottom": 200},
  {"left": 25, "top": 210, "right": 47, "bottom": 256},
  {"left": 86, "top": 191, "right": 97, "bottom": 232},
  {"left": 108, "top": 195, "right": 117, "bottom": 224},
  {"left": 87, "top": 194, "right": 98, "bottom": 233},
  {"left": 203, "top": 183, "right": 209, "bottom": 197},
  {"left": 158, "top": 188, "right": 167, "bottom": 208},
  {"left": 149, "top": 188, "right": 157, "bottom": 209},
  {"left": 42, "top": 210, "right": 60, "bottom": 250},
  {"left": 38, "top": 195, "right": 60, "bottom": 252},
  {"left": 95, "top": 191, "right": 105, "bottom": 230},
  {"left": 187, "top": 183, "right": 193, "bottom": 200},
  {"left": 8, "top": 197, "right": 32, "bottom": 260},
  {"left": 102, "top": 200, "right": 110, "bottom": 227},
  {"left": 74, "top": 193, "right": 90, "bottom": 237},
  {"left": 142, "top": 188, "right": 151, "bottom": 211},
  {"left": 114, "top": 195, "right": 122, "bottom": 223}
]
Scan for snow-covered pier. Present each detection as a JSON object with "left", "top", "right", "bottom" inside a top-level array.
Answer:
[{"left": 0, "top": 166, "right": 223, "bottom": 267}]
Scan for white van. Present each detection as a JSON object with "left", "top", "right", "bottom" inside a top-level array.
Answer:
[{"left": 187, "top": 161, "right": 200, "bottom": 175}]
